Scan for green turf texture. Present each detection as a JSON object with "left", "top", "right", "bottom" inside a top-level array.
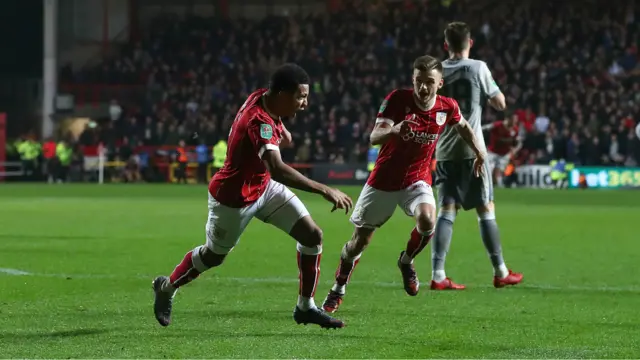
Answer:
[{"left": 0, "top": 184, "right": 638, "bottom": 358}]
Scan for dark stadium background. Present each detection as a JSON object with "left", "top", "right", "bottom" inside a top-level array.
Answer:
[
  {"left": 0, "top": 0, "right": 43, "bottom": 78},
  {"left": 1, "top": 0, "right": 639, "bottom": 358}
]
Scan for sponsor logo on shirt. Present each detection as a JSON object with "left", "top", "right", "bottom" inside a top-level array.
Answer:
[{"left": 402, "top": 130, "right": 439, "bottom": 144}]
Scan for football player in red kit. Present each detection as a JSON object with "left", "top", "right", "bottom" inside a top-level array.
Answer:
[
  {"left": 152, "top": 64, "right": 352, "bottom": 329},
  {"left": 484, "top": 113, "right": 523, "bottom": 187},
  {"left": 321, "top": 55, "right": 487, "bottom": 313}
]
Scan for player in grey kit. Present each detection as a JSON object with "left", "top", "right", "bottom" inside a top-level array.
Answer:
[{"left": 431, "top": 22, "right": 523, "bottom": 290}]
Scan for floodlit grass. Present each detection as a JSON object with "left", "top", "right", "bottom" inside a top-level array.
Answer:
[{"left": 1, "top": 184, "right": 638, "bottom": 358}]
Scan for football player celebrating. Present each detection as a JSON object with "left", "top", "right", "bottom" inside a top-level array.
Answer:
[
  {"left": 152, "top": 64, "right": 352, "bottom": 329},
  {"left": 321, "top": 55, "right": 486, "bottom": 313}
]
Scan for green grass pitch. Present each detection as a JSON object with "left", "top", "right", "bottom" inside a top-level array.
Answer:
[{"left": 0, "top": 184, "right": 639, "bottom": 358}]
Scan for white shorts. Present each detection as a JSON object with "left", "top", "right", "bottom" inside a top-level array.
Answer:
[
  {"left": 350, "top": 181, "right": 436, "bottom": 229},
  {"left": 205, "top": 180, "right": 310, "bottom": 254},
  {"left": 488, "top": 152, "right": 511, "bottom": 172}
]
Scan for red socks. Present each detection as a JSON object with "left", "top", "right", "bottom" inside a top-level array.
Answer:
[
  {"left": 335, "top": 256, "right": 360, "bottom": 286},
  {"left": 405, "top": 228, "right": 435, "bottom": 259},
  {"left": 296, "top": 244, "right": 323, "bottom": 299},
  {"left": 170, "top": 250, "right": 201, "bottom": 288}
]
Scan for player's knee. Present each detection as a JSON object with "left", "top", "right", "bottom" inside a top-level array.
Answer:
[
  {"left": 441, "top": 202, "right": 457, "bottom": 212},
  {"left": 289, "top": 215, "right": 323, "bottom": 248},
  {"left": 416, "top": 212, "right": 436, "bottom": 233},
  {"left": 476, "top": 201, "right": 495, "bottom": 215},
  {"left": 296, "top": 218, "right": 322, "bottom": 255},
  {"left": 196, "top": 245, "right": 226, "bottom": 269},
  {"left": 297, "top": 224, "right": 323, "bottom": 248},
  {"left": 414, "top": 203, "right": 436, "bottom": 232},
  {"left": 308, "top": 225, "right": 324, "bottom": 247},
  {"left": 348, "top": 227, "right": 374, "bottom": 255},
  {"left": 354, "top": 226, "right": 374, "bottom": 241}
]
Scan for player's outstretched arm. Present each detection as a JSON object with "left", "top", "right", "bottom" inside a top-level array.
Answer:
[
  {"left": 481, "top": 122, "right": 495, "bottom": 131},
  {"left": 262, "top": 150, "right": 353, "bottom": 213},
  {"left": 454, "top": 119, "right": 486, "bottom": 177},
  {"left": 512, "top": 134, "right": 524, "bottom": 155}
]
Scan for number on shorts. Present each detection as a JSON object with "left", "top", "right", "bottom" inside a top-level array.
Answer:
[{"left": 440, "top": 79, "right": 472, "bottom": 119}]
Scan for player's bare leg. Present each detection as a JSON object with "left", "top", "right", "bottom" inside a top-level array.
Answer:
[
  {"left": 152, "top": 246, "right": 226, "bottom": 326},
  {"left": 476, "top": 202, "right": 523, "bottom": 287},
  {"left": 492, "top": 161, "right": 504, "bottom": 188},
  {"left": 494, "top": 168, "right": 504, "bottom": 188},
  {"left": 397, "top": 203, "right": 436, "bottom": 295},
  {"left": 289, "top": 216, "right": 345, "bottom": 329},
  {"left": 430, "top": 202, "right": 466, "bottom": 290},
  {"left": 322, "top": 227, "right": 374, "bottom": 313}
]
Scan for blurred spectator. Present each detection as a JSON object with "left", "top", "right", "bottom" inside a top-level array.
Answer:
[{"left": 109, "top": 100, "right": 122, "bottom": 122}]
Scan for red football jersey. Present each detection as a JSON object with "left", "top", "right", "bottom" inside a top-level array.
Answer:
[
  {"left": 488, "top": 120, "right": 519, "bottom": 156},
  {"left": 208, "top": 89, "right": 284, "bottom": 208},
  {"left": 368, "top": 89, "right": 462, "bottom": 191}
]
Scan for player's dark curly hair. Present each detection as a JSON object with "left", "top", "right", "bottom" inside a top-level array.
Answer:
[
  {"left": 413, "top": 55, "right": 443, "bottom": 74},
  {"left": 269, "top": 63, "right": 310, "bottom": 93},
  {"left": 444, "top": 22, "right": 471, "bottom": 53}
]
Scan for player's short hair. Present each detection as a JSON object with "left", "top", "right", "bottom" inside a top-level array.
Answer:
[
  {"left": 269, "top": 63, "right": 310, "bottom": 93},
  {"left": 444, "top": 22, "right": 471, "bottom": 53},
  {"left": 413, "top": 55, "right": 443, "bottom": 74}
]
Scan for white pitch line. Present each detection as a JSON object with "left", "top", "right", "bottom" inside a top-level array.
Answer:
[
  {"left": 2, "top": 268, "right": 640, "bottom": 293},
  {"left": 0, "top": 268, "right": 30, "bottom": 275}
]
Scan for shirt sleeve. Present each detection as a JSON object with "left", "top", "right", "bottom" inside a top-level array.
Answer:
[
  {"left": 478, "top": 61, "right": 501, "bottom": 98},
  {"left": 375, "top": 90, "right": 404, "bottom": 126},
  {"left": 247, "top": 117, "right": 280, "bottom": 159},
  {"left": 448, "top": 99, "right": 463, "bottom": 125}
]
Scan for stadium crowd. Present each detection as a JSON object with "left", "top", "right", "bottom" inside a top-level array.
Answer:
[{"left": 61, "top": 0, "right": 640, "bottom": 167}]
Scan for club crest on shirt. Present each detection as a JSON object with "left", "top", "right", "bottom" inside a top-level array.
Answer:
[
  {"left": 260, "top": 124, "right": 273, "bottom": 139},
  {"left": 435, "top": 112, "right": 447, "bottom": 126}
]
